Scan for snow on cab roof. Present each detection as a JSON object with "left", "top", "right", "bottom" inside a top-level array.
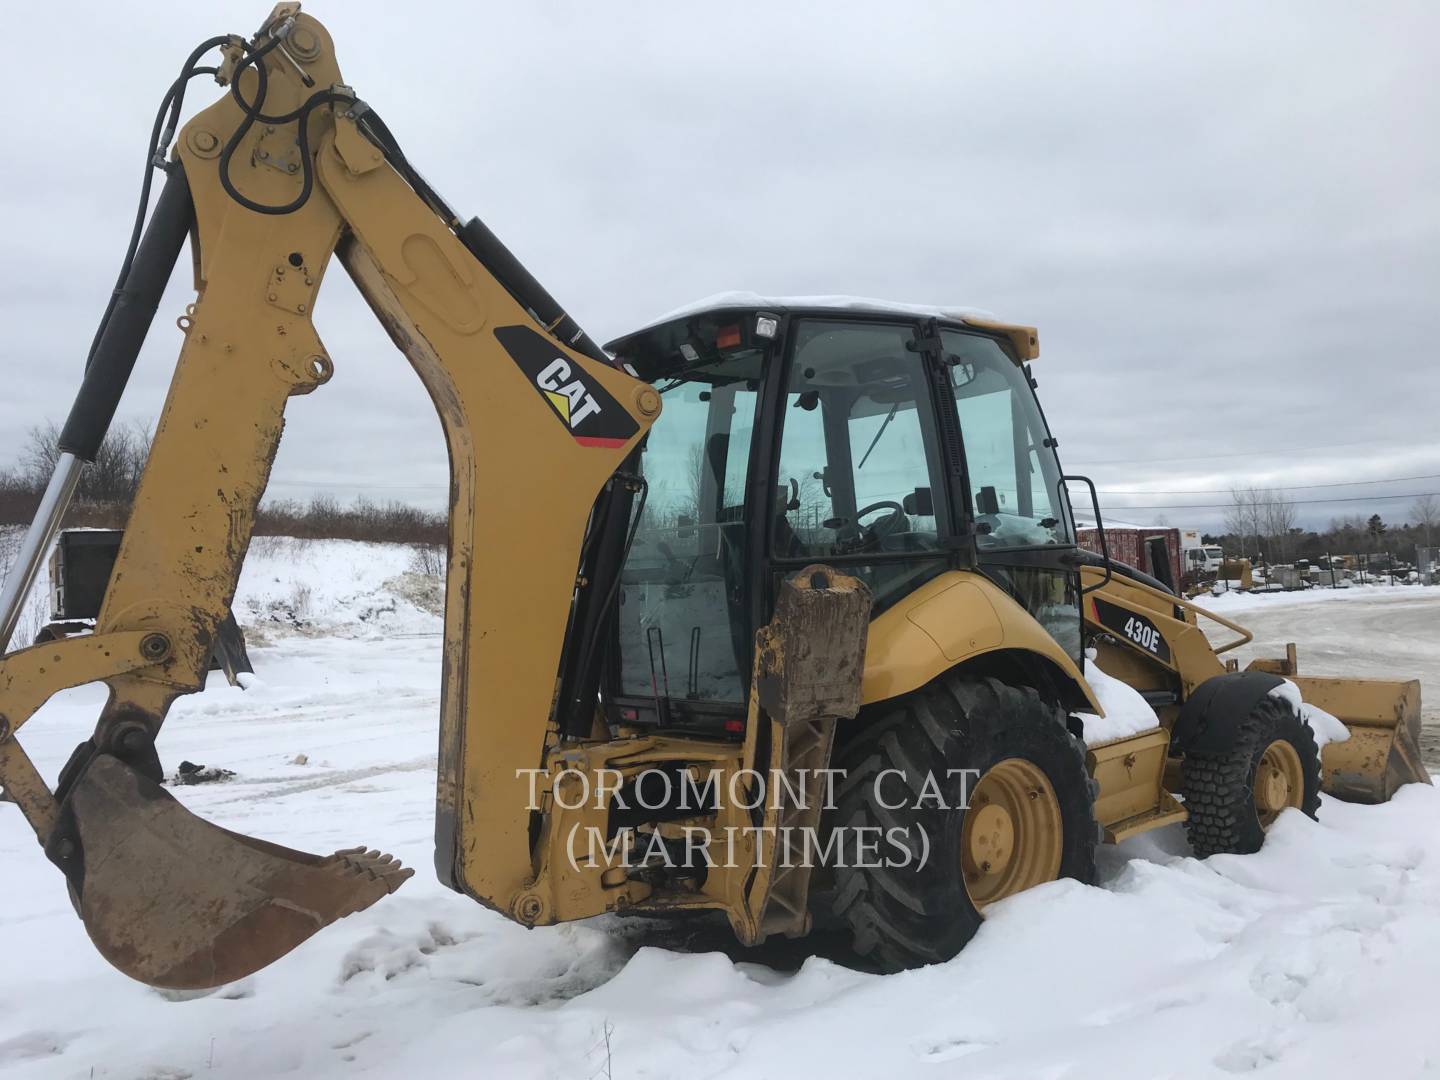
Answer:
[
  {"left": 635, "top": 292, "right": 998, "bottom": 332},
  {"left": 611, "top": 293, "right": 1040, "bottom": 363}
]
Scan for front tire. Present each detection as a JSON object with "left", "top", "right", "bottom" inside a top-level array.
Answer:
[
  {"left": 826, "top": 676, "right": 1098, "bottom": 971},
  {"left": 1180, "top": 695, "right": 1321, "bottom": 858}
]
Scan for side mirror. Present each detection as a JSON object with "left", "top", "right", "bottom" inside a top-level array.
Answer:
[
  {"left": 677, "top": 514, "right": 694, "bottom": 539},
  {"left": 903, "top": 487, "right": 933, "bottom": 516},
  {"left": 946, "top": 358, "right": 977, "bottom": 387},
  {"left": 975, "top": 486, "right": 1000, "bottom": 516}
]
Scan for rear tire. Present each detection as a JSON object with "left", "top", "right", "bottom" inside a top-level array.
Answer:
[
  {"left": 1180, "top": 695, "right": 1320, "bottom": 858},
  {"left": 826, "top": 675, "right": 1098, "bottom": 971}
]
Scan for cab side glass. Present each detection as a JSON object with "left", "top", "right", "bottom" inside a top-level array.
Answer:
[
  {"left": 618, "top": 364, "right": 760, "bottom": 704},
  {"left": 943, "top": 330, "right": 1071, "bottom": 549},
  {"left": 771, "top": 320, "right": 951, "bottom": 609},
  {"left": 773, "top": 321, "right": 949, "bottom": 559}
]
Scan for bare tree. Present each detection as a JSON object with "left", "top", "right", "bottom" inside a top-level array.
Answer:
[
  {"left": 682, "top": 441, "right": 708, "bottom": 522},
  {"left": 1226, "top": 487, "right": 1299, "bottom": 563},
  {"left": 1260, "top": 490, "right": 1297, "bottom": 561},
  {"left": 1412, "top": 494, "right": 1439, "bottom": 548},
  {"left": 21, "top": 419, "right": 151, "bottom": 504},
  {"left": 20, "top": 421, "right": 62, "bottom": 487},
  {"left": 1225, "top": 487, "right": 1265, "bottom": 561},
  {"left": 1224, "top": 488, "right": 1249, "bottom": 557}
]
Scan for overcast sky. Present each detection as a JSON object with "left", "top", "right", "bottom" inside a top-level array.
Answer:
[{"left": 1, "top": 1, "right": 1436, "bottom": 533}]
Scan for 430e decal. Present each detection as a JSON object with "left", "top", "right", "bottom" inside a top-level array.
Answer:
[{"left": 1092, "top": 597, "right": 1172, "bottom": 663}]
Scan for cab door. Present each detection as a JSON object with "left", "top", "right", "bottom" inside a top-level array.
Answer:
[
  {"left": 766, "top": 317, "right": 963, "bottom": 612},
  {"left": 613, "top": 349, "right": 764, "bottom": 727}
]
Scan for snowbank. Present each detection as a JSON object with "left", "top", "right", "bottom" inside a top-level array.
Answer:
[
  {"left": 1197, "top": 582, "right": 1429, "bottom": 616},
  {"left": 235, "top": 537, "right": 442, "bottom": 640},
  {"left": 1076, "top": 647, "right": 1161, "bottom": 745},
  {"left": 3, "top": 533, "right": 445, "bottom": 648}
]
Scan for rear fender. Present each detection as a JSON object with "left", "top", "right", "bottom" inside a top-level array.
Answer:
[{"left": 860, "top": 570, "right": 1100, "bottom": 715}]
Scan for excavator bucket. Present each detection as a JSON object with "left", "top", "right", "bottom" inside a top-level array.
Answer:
[
  {"left": 51, "top": 755, "right": 412, "bottom": 990},
  {"left": 1290, "top": 676, "right": 1432, "bottom": 804}
]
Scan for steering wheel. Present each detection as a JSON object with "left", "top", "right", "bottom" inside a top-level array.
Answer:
[{"left": 840, "top": 500, "right": 908, "bottom": 552}]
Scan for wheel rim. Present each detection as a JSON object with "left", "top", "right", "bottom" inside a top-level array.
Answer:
[
  {"left": 962, "top": 758, "right": 1064, "bottom": 910},
  {"left": 1254, "top": 738, "right": 1305, "bottom": 827}
]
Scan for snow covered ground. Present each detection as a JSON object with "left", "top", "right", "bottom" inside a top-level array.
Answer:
[
  {"left": 1199, "top": 581, "right": 1436, "bottom": 617},
  {"left": 3, "top": 542, "right": 1440, "bottom": 1078}
]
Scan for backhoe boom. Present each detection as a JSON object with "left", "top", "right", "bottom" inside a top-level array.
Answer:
[{"left": 0, "top": 5, "right": 659, "bottom": 988}]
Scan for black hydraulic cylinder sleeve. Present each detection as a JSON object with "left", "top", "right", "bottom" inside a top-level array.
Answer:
[
  {"left": 58, "top": 165, "right": 195, "bottom": 462},
  {"left": 456, "top": 215, "right": 611, "bottom": 367}
]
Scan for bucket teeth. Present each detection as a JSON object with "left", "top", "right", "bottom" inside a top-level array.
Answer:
[
  {"left": 52, "top": 754, "right": 413, "bottom": 990},
  {"left": 328, "top": 847, "right": 415, "bottom": 915}
]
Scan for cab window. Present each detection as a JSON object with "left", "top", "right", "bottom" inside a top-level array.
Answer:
[
  {"left": 617, "top": 354, "right": 760, "bottom": 704},
  {"left": 944, "top": 329, "right": 1070, "bottom": 549},
  {"left": 771, "top": 319, "right": 951, "bottom": 607}
]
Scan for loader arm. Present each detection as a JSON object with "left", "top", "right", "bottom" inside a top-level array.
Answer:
[
  {"left": 0, "top": 6, "right": 657, "bottom": 987},
  {"left": 1079, "top": 564, "right": 1429, "bottom": 804}
]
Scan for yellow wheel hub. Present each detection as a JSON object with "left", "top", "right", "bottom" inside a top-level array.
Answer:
[
  {"left": 962, "top": 758, "right": 1063, "bottom": 910},
  {"left": 1255, "top": 739, "right": 1305, "bottom": 826}
]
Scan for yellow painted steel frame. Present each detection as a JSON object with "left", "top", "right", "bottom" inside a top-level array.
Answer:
[
  {"left": 1081, "top": 565, "right": 1431, "bottom": 808},
  {"left": 860, "top": 569, "right": 1102, "bottom": 714},
  {"left": 859, "top": 567, "right": 1195, "bottom": 844},
  {"left": 1079, "top": 564, "right": 1251, "bottom": 696},
  {"left": 0, "top": 632, "right": 159, "bottom": 837},
  {"left": 0, "top": 8, "right": 683, "bottom": 929},
  {"left": 1087, "top": 728, "right": 1187, "bottom": 842}
]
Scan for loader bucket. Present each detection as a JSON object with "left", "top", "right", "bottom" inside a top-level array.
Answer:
[
  {"left": 1290, "top": 676, "right": 1432, "bottom": 804},
  {"left": 49, "top": 754, "right": 412, "bottom": 990}
]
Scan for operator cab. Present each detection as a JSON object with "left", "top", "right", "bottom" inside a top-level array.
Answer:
[{"left": 602, "top": 297, "right": 1080, "bottom": 736}]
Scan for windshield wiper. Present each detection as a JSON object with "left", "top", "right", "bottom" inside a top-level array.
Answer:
[{"left": 857, "top": 402, "right": 899, "bottom": 470}]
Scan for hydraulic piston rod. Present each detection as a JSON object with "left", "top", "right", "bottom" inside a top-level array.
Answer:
[{"left": 0, "top": 453, "right": 83, "bottom": 651}]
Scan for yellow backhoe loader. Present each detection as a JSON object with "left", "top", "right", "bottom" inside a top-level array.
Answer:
[{"left": 0, "top": 6, "right": 1429, "bottom": 988}]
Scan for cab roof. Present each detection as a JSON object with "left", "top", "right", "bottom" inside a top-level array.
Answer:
[{"left": 604, "top": 292, "right": 1039, "bottom": 364}]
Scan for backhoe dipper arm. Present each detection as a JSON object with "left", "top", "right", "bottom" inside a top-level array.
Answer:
[{"left": 0, "top": 5, "right": 656, "bottom": 988}]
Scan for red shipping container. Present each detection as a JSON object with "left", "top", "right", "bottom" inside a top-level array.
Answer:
[{"left": 1076, "top": 526, "right": 1181, "bottom": 589}]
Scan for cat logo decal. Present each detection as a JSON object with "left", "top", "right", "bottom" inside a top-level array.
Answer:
[{"left": 494, "top": 325, "right": 638, "bottom": 448}]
